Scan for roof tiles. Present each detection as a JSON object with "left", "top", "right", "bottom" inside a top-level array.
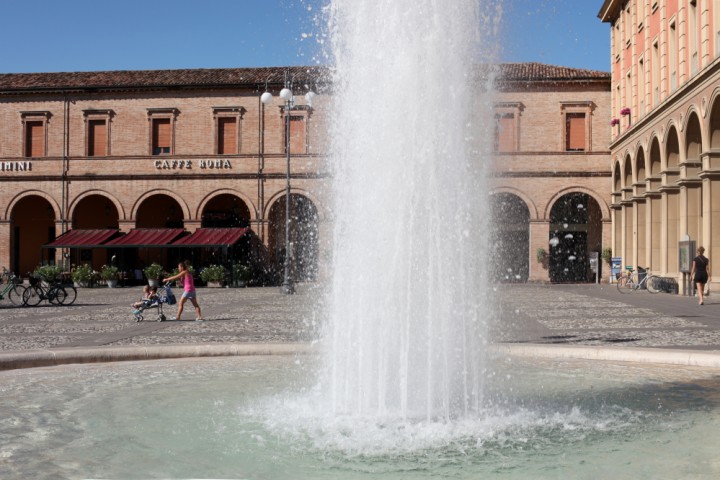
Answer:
[{"left": 0, "top": 63, "right": 608, "bottom": 93}]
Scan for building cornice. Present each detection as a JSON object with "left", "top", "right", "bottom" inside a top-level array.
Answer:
[{"left": 597, "top": 0, "right": 624, "bottom": 23}]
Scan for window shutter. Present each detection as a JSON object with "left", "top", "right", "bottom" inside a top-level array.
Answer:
[
  {"left": 88, "top": 120, "right": 107, "bottom": 156},
  {"left": 496, "top": 115, "right": 515, "bottom": 152},
  {"left": 566, "top": 114, "right": 586, "bottom": 151},
  {"left": 218, "top": 117, "right": 237, "bottom": 154},
  {"left": 289, "top": 115, "right": 306, "bottom": 153},
  {"left": 26, "top": 121, "right": 44, "bottom": 157},
  {"left": 153, "top": 119, "right": 171, "bottom": 153}
]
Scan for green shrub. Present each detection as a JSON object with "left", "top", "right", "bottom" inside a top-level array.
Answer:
[
  {"left": 143, "top": 263, "right": 164, "bottom": 280},
  {"left": 200, "top": 264, "right": 226, "bottom": 283},
  {"left": 100, "top": 264, "right": 120, "bottom": 280},
  {"left": 233, "top": 263, "right": 252, "bottom": 281},
  {"left": 33, "top": 264, "right": 62, "bottom": 282},
  {"left": 70, "top": 264, "right": 96, "bottom": 283}
]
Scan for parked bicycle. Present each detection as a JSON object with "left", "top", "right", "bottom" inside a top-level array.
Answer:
[
  {"left": 22, "top": 277, "right": 77, "bottom": 306},
  {"left": 616, "top": 266, "right": 660, "bottom": 294},
  {"left": 0, "top": 268, "right": 26, "bottom": 306}
]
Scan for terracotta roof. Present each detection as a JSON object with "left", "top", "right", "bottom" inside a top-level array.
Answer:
[
  {"left": 0, "top": 66, "right": 328, "bottom": 92},
  {"left": 496, "top": 62, "right": 610, "bottom": 82},
  {"left": 0, "top": 62, "right": 608, "bottom": 93}
]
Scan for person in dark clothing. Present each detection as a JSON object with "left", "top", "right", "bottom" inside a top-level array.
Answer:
[{"left": 690, "top": 246, "right": 710, "bottom": 305}]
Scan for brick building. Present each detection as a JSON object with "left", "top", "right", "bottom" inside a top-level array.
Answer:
[
  {"left": 0, "top": 62, "right": 611, "bottom": 284},
  {"left": 490, "top": 63, "right": 613, "bottom": 283},
  {"left": 599, "top": 0, "right": 720, "bottom": 292},
  {"left": 0, "top": 67, "right": 329, "bottom": 281}
]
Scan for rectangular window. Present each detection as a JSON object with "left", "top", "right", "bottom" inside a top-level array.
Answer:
[
  {"left": 652, "top": 41, "right": 660, "bottom": 105},
  {"left": 152, "top": 118, "right": 171, "bottom": 155},
  {"left": 690, "top": 1, "right": 699, "bottom": 74},
  {"left": 669, "top": 21, "right": 677, "bottom": 90},
  {"left": 565, "top": 113, "right": 586, "bottom": 151},
  {"left": 25, "top": 121, "right": 44, "bottom": 157},
  {"left": 88, "top": 119, "right": 107, "bottom": 156},
  {"left": 288, "top": 115, "right": 306, "bottom": 153},
  {"left": 217, "top": 117, "right": 237, "bottom": 155},
  {"left": 638, "top": 58, "right": 645, "bottom": 114},
  {"left": 494, "top": 114, "right": 515, "bottom": 152}
]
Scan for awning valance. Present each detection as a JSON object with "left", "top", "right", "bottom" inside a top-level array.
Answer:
[
  {"left": 103, "top": 228, "right": 185, "bottom": 248},
  {"left": 171, "top": 227, "right": 249, "bottom": 247},
  {"left": 43, "top": 229, "right": 120, "bottom": 248}
]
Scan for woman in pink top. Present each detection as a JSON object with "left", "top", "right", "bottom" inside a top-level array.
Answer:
[{"left": 163, "top": 261, "right": 203, "bottom": 321}]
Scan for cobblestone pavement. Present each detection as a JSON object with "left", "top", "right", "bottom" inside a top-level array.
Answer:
[
  {"left": 494, "top": 284, "right": 720, "bottom": 351},
  {"left": 0, "top": 284, "right": 324, "bottom": 352},
  {"left": 1, "top": 282, "right": 719, "bottom": 353}
]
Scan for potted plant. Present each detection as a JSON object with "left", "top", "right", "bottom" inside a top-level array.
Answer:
[
  {"left": 33, "top": 264, "right": 62, "bottom": 286},
  {"left": 143, "top": 263, "right": 164, "bottom": 287},
  {"left": 233, "top": 263, "right": 253, "bottom": 287},
  {"left": 200, "top": 264, "right": 226, "bottom": 287},
  {"left": 100, "top": 264, "right": 120, "bottom": 288},
  {"left": 70, "top": 264, "right": 96, "bottom": 288}
]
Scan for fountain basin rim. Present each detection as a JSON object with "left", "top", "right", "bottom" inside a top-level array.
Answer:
[
  {"left": 2, "top": 342, "right": 720, "bottom": 372},
  {"left": 0, "top": 342, "right": 317, "bottom": 371},
  {"left": 493, "top": 343, "right": 720, "bottom": 369}
]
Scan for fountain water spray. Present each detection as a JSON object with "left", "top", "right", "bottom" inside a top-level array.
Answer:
[{"left": 322, "top": 0, "right": 498, "bottom": 421}]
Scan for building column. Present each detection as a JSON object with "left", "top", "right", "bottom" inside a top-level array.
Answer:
[
  {"left": 528, "top": 220, "right": 550, "bottom": 282},
  {"left": 118, "top": 221, "right": 135, "bottom": 233},
  {"left": 184, "top": 220, "right": 201, "bottom": 233},
  {"left": 0, "top": 221, "right": 10, "bottom": 271}
]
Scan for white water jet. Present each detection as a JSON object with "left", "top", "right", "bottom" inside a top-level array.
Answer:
[{"left": 321, "top": 0, "right": 498, "bottom": 421}]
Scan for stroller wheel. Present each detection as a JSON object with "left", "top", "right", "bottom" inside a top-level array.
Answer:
[{"left": 159, "top": 314, "right": 166, "bottom": 322}]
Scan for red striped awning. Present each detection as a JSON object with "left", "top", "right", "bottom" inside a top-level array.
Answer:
[
  {"left": 103, "top": 228, "right": 185, "bottom": 247},
  {"left": 43, "top": 229, "right": 120, "bottom": 248},
  {"left": 171, "top": 227, "right": 249, "bottom": 247}
]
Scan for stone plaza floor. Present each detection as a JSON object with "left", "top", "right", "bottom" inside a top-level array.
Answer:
[{"left": 0, "top": 282, "right": 718, "bottom": 355}]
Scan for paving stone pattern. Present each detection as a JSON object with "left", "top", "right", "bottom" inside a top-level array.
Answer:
[
  {"left": 0, "top": 284, "right": 323, "bottom": 352},
  {"left": 1, "top": 282, "right": 720, "bottom": 353}
]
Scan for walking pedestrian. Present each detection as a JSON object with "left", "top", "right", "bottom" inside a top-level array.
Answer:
[
  {"left": 690, "top": 246, "right": 710, "bottom": 305},
  {"left": 163, "top": 261, "right": 203, "bottom": 321}
]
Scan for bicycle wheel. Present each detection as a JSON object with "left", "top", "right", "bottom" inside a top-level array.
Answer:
[
  {"left": 617, "top": 275, "right": 637, "bottom": 293},
  {"left": 22, "top": 286, "right": 42, "bottom": 306},
  {"left": 59, "top": 285, "right": 77, "bottom": 305},
  {"left": 8, "top": 284, "right": 26, "bottom": 306},
  {"left": 49, "top": 286, "right": 67, "bottom": 305},
  {"left": 646, "top": 275, "right": 661, "bottom": 294}
]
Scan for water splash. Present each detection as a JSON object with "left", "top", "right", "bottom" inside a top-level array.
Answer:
[{"left": 320, "top": 0, "right": 499, "bottom": 421}]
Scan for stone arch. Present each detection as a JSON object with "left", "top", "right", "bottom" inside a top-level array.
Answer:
[
  {"left": 665, "top": 124, "right": 681, "bottom": 170},
  {"left": 197, "top": 191, "right": 253, "bottom": 228},
  {"left": 648, "top": 135, "right": 662, "bottom": 177},
  {"left": 8, "top": 193, "right": 58, "bottom": 275},
  {"left": 489, "top": 191, "right": 530, "bottom": 282},
  {"left": 5, "top": 190, "right": 61, "bottom": 222},
  {"left": 634, "top": 144, "right": 647, "bottom": 183},
  {"left": 130, "top": 189, "right": 191, "bottom": 223},
  {"left": 612, "top": 159, "right": 622, "bottom": 192},
  {"left": 68, "top": 190, "right": 125, "bottom": 226},
  {"left": 134, "top": 193, "right": 186, "bottom": 229},
  {"left": 708, "top": 87, "right": 720, "bottom": 149},
  {"left": 488, "top": 186, "right": 539, "bottom": 220},
  {"left": 547, "top": 191, "right": 604, "bottom": 283},
  {"left": 266, "top": 191, "right": 320, "bottom": 282},
  {"left": 623, "top": 153, "right": 634, "bottom": 189},
  {"left": 684, "top": 109, "right": 703, "bottom": 165},
  {"left": 264, "top": 188, "right": 324, "bottom": 222},
  {"left": 196, "top": 189, "right": 257, "bottom": 222},
  {"left": 544, "top": 186, "right": 611, "bottom": 221}
]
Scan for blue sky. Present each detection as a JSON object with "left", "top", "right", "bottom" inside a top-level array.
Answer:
[{"left": 0, "top": 0, "right": 610, "bottom": 74}]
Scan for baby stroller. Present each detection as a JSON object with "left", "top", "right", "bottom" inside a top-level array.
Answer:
[{"left": 133, "top": 284, "right": 176, "bottom": 322}]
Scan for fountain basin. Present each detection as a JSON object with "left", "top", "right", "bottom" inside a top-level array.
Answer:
[{"left": 2, "top": 355, "right": 720, "bottom": 478}]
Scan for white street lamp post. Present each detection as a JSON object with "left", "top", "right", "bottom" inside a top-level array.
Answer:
[{"left": 262, "top": 80, "right": 315, "bottom": 295}]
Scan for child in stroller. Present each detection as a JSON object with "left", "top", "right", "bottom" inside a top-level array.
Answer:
[{"left": 132, "top": 284, "right": 176, "bottom": 322}]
